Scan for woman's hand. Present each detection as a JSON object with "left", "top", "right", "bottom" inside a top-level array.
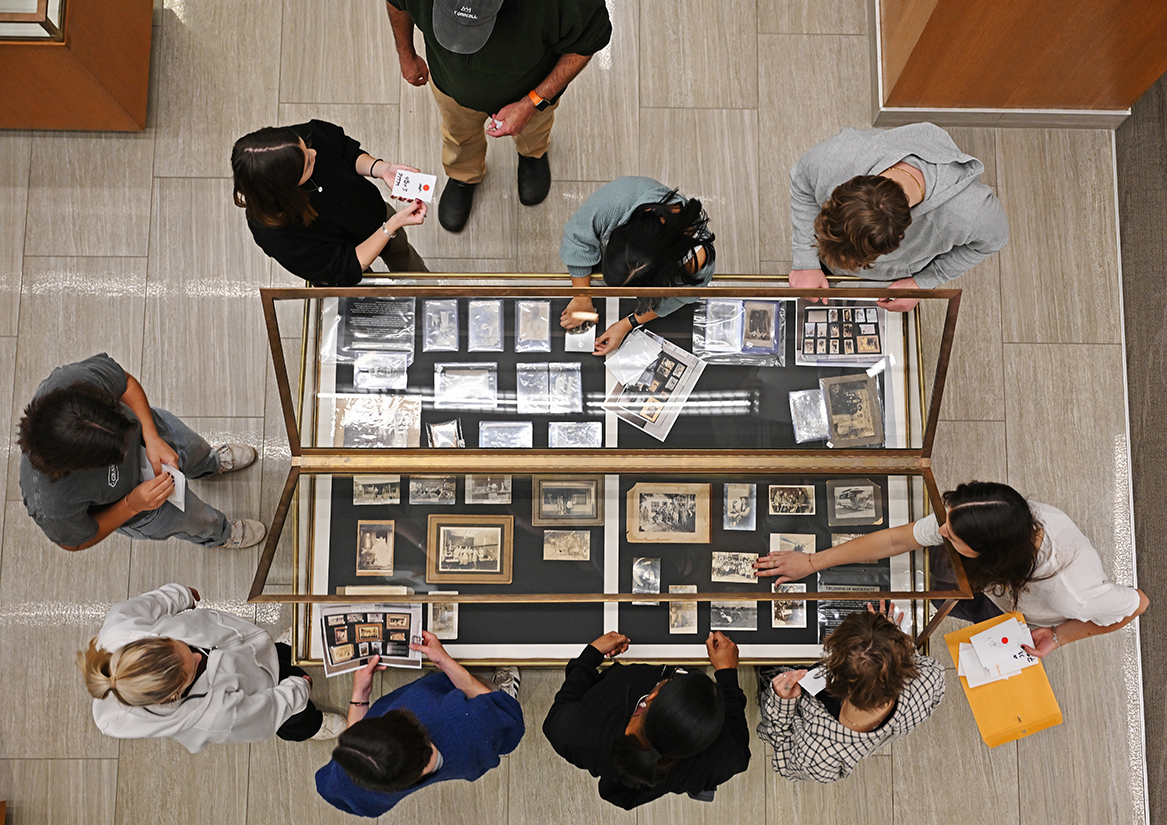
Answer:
[
  {"left": 754, "top": 551, "right": 814, "bottom": 582},
  {"left": 561, "top": 295, "right": 596, "bottom": 329},
  {"left": 772, "top": 669, "right": 806, "bottom": 700},
  {"left": 593, "top": 319, "right": 630, "bottom": 356},
  {"left": 388, "top": 199, "right": 428, "bottom": 231},
  {"left": 788, "top": 268, "right": 830, "bottom": 302},
  {"left": 409, "top": 630, "right": 450, "bottom": 666},
  {"left": 1022, "top": 627, "right": 1060, "bottom": 659},
  {"left": 144, "top": 435, "right": 180, "bottom": 477},
  {"left": 352, "top": 654, "right": 386, "bottom": 702},
  {"left": 867, "top": 600, "right": 907, "bottom": 632},
  {"left": 379, "top": 163, "right": 420, "bottom": 188},
  {"left": 126, "top": 474, "right": 174, "bottom": 514},
  {"left": 589, "top": 631, "right": 630, "bottom": 658},
  {"left": 706, "top": 631, "right": 739, "bottom": 670}
]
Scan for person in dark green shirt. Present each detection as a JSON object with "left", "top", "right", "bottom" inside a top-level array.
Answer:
[{"left": 386, "top": 0, "right": 612, "bottom": 232}]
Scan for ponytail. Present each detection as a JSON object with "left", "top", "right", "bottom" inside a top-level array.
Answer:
[{"left": 76, "top": 636, "right": 189, "bottom": 706}]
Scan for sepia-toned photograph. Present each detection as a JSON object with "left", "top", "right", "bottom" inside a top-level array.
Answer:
[
  {"left": 770, "top": 532, "right": 817, "bottom": 556},
  {"left": 426, "top": 515, "right": 514, "bottom": 584},
  {"left": 768, "top": 484, "right": 816, "bottom": 515},
  {"left": 355, "top": 624, "right": 382, "bottom": 642},
  {"left": 831, "top": 532, "right": 864, "bottom": 547},
  {"left": 669, "top": 585, "right": 698, "bottom": 634},
  {"left": 356, "top": 520, "right": 395, "bottom": 577},
  {"left": 333, "top": 626, "right": 349, "bottom": 645},
  {"left": 711, "top": 551, "right": 759, "bottom": 583},
  {"left": 723, "top": 483, "right": 756, "bottom": 531},
  {"left": 826, "top": 479, "right": 884, "bottom": 526},
  {"left": 856, "top": 335, "right": 881, "bottom": 354},
  {"left": 358, "top": 642, "right": 369, "bottom": 657},
  {"left": 326, "top": 614, "right": 345, "bottom": 627},
  {"left": 465, "top": 474, "right": 512, "bottom": 505},
  {"left": 710, "top": 601, "right": 757, "bottom": 631},
  {"left": 743, "top": 301, "right": 777, "bottom": 349},
  {"left": 632, "top": 557, "right": 661, "bottom": 595},
  {"left": 819, "top": 374, "right": 885, "bottom": 447},
  {"left": 428, "top": 591, "right": 459, "bottom": 640},
  {"left": 345, "top": 613, "right": 365, "bottom": 624},
  {"left": 353, "top": 475, "right": 401, "bottom": 505},
  {"left": 385, "top": 614, "right": 410, "bottom": 629},
  {"left": 543, "top": 529, "right": 591, "bottom": 561},
  {"left": 532, "top": 476, "right": 604, "bottom": 526},
  {"left": 772, "top": 582, "right": 808, "bottom": 628},
  {"left": 627, "top": 482, "right": 711, "bottom": 544},
  {"left": 410, "top": 475, "right": 457, "bottom": 505},
  {"left": 330, "top": 643, "right": 355, "bottom": 664}
]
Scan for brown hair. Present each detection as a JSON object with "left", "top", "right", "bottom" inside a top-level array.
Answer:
[
  {"left": 814, "top": 175, "right": 911, "bottom": 272},
  {"left": 231, "top": 126, "right": 317, "bottom": 228},
  {"left": 77, "top": 637, "right": 190, "bottom": 706},
  {"left": 821, "top": 610, "right": 918, "bottom": 711},
  {"left": 18, "top": 381, "right": 136, "bottom": 481}
]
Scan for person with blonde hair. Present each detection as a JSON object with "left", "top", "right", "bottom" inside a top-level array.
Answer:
[{"left": 80, "top": 583, "right": 344, "bottom": 752}]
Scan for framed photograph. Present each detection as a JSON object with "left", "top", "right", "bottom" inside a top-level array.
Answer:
[
  {"left": 768, "top": 484, "right": 816, "bottom": 515},
  {"left": 426, "top": 515, "right": 514, "bottom": 584},
  {"left": 723, "top": 483, "right": 756, "bottom": 531},
  {"left": 669, "top": 585, "right": 698, "bottom": 634},
  {"left": 825, "top": 479, "right": 885, "bottom": 526},
  {"left": 355, "top": 624, "right": 382, "bottom": 642},
  {"left": 531, "top": 475, "right": 604, "bottom": 526},
  {"left": 465, "top": 474, "right": 512, "bottom": 505},
  {"left": 770, "top": 532, "right": 816, "bottom": 556},
  {"left": 332, "top": 626, "right": 349, "bottom": 645},
  {"left": 710, "top": 601, "right": 757, "bottom": 631},
  {"left": 543, "top": 529, "right": 591, "bottom": 561},
  {"left": 356, "top": 520, "right": 395, "bottom": 577},
  {"left": 385, "top": 614, "right": 410, "bottom": 629},
  {"left": 409, "top": 475, "right": 457, "bottom": 505},
  {"left": 772, "top": 582, "right": 808, "bottom": 629},
  {"left": 353, "top": 475, "right": 401, "bottom": 506},
  {"left": 428, "top": 591, "right": 459, "bottom": 640},
  {"left": 366, "top": 613, "right": 384, "bottom": 623},
  {"left": 819, "top": 374, "right": 885, "bottom": 447},
  {"left": 711, "top": 551, "right": 758, "bottom": 583},
  {"left": 331, "top": 643, "right": 355, "bottom": 663},
  {"left": 627, "top": 482, "right": 711, "bottom": 544}
]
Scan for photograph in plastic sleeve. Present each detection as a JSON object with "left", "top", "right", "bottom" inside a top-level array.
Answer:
[
  {"left": 333, "top": 395, "right": 422, "bottom": 448},
  {"left": 711, "top": 551, "right": 758, "bottom": 583},
  {"left": 434, "top": 362, "right": 498, "bottom": 410},
  {"left": 426, "top": 419, "right": 465, "bottom": 448},
  {"left": 338, "top": 297, "right": 416, "bottom": 357},
  {"left": 693, "top": 300, "right": 785, "bottom": 366},
  {"left": 465, "top": 474, "right": 512, "bottom": 504},
  {"left": 548, "top": 363, "right": 583, "bottom": 413},
  {"left": 703, "top": 299, "right": 744, "bottom": 353},
  {"left": 772, "top": 582, "right": 808, "bottom": 629},
  {"left": 604, "top": 331, "right": 706, "bottom": 442},
  {"left": 548, "top": 421, "right": 602, "bottom": 448},
  {"left": 478, "top": 421, "right": 533, "bottom": 449},
  {"left": 669, "top": 585, "right": 698, "bottom": 634},
  {"left": 468, "top": 299, "right": 504, "bottom": 352},
  {"left": 770, "top": 532, "right": 816, "bottom": 556},
  {"left": 409, "top": 475, "right": 457, "bottom": 505},
  {"left": 710, "top": 600, "right": 757, "bottom": 631},
  {"left": 819, "top": 374, "right": 884, "bottom": 448},
  {"left": 742, "top": 301, "right": 781, "bottom": 352},
  {"left": 516, "top": 363, "right": 551, "bottom": 414},
  {"left": 789, "top": 388, "right": 830, "bottom": 443},
  {"left": 353, "top": 475, "right": 401, "bottom": 505},
  {"left": 825, "top": 478, "right": 884, "bottom": 526},
  {"left": 564, "top": 319, "right": 597, "bottom": 353},
  {"left": 515, "top": 300, "right": 552, "bottom": 353},
  {"left": 428, "top": 591, "right": 459, "bottom": 640},
  {"left": 768, "top": 484, "right": 815, "bottom": 515},
  {"left": 723, "top": 483, "right": 756, "bottom": 531},
  {"left": 631, "top": 556, "right": 661, "bottom": 605},
  {"left": 356, "top": 520, "right": 395, "bottom": 577},
  {"left": 543, "top": 529, "right": 590, "bottom": 561},
  {"left": 423, "top": 299, "right": 459, "bottom": 352},
  {"left": 353, "top": 352, "right": 409, "bottom": 391}
]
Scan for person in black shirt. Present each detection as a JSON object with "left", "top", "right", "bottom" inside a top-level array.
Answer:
[{"left": 232, "top": 120, "right": 429, "bottom": 286}]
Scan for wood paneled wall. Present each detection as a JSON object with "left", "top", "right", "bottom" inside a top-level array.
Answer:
[{"left": 881, "top": 0, "right": 1167, "bottom": 110}]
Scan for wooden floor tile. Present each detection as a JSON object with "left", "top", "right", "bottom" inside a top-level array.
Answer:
[
  {"left": 115, "top": 739, "right": 249, "bottom": 825},
  {"left": 0, "top": 135, "right": 31, "bottom": 337},
  {"left": 279, "top": 0, "right": 398, "bottom": 105},
  {"left": 0, "top": 758, "right": 117, "bottom": 825},
  {"left": 758, "top": 0, "right": 867, "bottom": 34}
]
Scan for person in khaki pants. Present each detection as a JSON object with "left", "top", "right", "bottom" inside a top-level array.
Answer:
[{"left": 386, "top": 0, "right": 611, "bottom": 232}]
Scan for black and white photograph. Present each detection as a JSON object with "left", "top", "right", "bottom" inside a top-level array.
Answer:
[
  {"left": 515, "top": 300, "right": 552, "bottom": 352},
  {"left": 772, "top": 582, "right": 808, "bottom": 628},
  {"left": 743, "top": 301, "right": 777, "bottom": 349},
  {"left": 770, "top": 532, "right": 817, "bottom": 556},
  {"left": 710, "top": 600, "right": 758, "bottom": 631},
  {"left": 704, "top": 300, "right": 745, "bottom": 352},
  {"left": 819, "top": 374, "right": 885, "bottom": 447},
  {"left": 831, "top": 532, "right": 864, "bottom": 547},
  {"left": 326, "top": 614, "right": 345, "bottom": 627},
  {"left": 426, "top": 515, "right": 514, "bottom": 584},
  {"left": 345, "top": 613, "right": 365, "bottom": 625},
  {"left": 467, "top": 299, "right": 504, "bottom": 352},
  {"left": 423, "top": 298, "right": 459, "bottom": 351},
  {"left": 333, "top": 626, "right": 349, "bottom": 645},
  {"left": 428, "top": 591, "right": 459, "bottom": 640},
  {"left": 358, "top": 642, "right": 370, "bottom": 657},
  {"left": 631, "top": 557, "right": 661, "bottom": 595},
  {"left": 723, "top": 483, "right": 756, "bottom": 531},
  {"left": 627, "top": 482, "right": 711, "bottom": 544},
  {"left": 543, "top": 529, "right": 591, "bottom": 561},
  {"left": 434, "top": 363, "right": 499, "bottom": 410},
  {"left": 335, "top": 394, "right": 422, "bottom": 449},
  {"left": 356, "top": 520, "right": 395, "bottom": 577},
  {"left": 669, "top": 585, "right": 698, "bottom": 634},
  {"left": 532, "top": 476, "right": 604, "bottom": 526},
  {"left": 826, "top": 479, "right": 885, "bottom": 526},
  {"left": 465, "top": 474, "right": 512, "bottom": 505},
  {"left": 352, "top": 475, "right": 401, "bottom": 506},
  {"left": 410, "top": 475, "right": 457, "bottom": 505},
  {"left": 711, "top": 551, "right": 759, "bottom": 583},
  {"left": 768, "top": 484, "right": 816, "bottom": 515}
]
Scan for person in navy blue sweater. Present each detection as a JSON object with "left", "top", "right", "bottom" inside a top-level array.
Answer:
[{"left": 315, "top": 632, "right": 524, "bottom": 817}]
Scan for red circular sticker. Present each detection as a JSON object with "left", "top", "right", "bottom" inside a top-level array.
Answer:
[
  {"left": 1001, "top": 637, "right": 1008, "bottom": 644},
  {"left": 422, "top": 184, "right": 431, "bottom": 191}
]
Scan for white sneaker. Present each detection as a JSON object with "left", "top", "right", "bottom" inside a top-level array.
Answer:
[
  {"left": 310, "top": 712, "right": 347, "bottom": 741},
  {"left": 219, "top": 519, "right": 266, "bottom": 549},
  {"left": 491, "top": 666, "right": 520, "bottom": 699},
  {"left": 214, "top": 443, "right": 258, "bottom": 474}
]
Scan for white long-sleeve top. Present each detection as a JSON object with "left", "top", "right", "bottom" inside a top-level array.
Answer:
[{"left": 92, "top": 583, "right": 310, "bottom": 753}]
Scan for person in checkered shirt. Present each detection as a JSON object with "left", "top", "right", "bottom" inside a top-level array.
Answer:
[{"left": 756, "top": 604, "right": 944, "bottom": 783}]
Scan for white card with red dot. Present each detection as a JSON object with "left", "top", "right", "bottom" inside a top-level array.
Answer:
[
  {"left": 392, "top": 170, "right": 437, "bottom": 202},
  {"left": 969, "top": 618, "right": 1037, "bottom": 672}
]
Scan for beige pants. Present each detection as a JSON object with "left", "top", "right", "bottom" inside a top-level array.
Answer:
[{"left": 430, "top": 82, "right": 559, "bottom": 184}]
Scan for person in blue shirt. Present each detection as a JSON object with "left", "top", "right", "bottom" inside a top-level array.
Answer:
[{"left": 315, "top": 631, "right": 524, "bottom": 817}]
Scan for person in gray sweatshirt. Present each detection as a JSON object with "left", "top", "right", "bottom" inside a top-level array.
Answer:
[{"left": 787, "top": 123, "right": 1008, "bottom": 312}]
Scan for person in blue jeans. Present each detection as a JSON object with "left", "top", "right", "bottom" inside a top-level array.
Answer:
[{"left": 316, "top": 631, "right": 524, "bottom": 817}]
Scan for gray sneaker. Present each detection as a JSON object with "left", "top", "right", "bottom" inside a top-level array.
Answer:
[
  {"left": 311, "top": 712, "right": 348, "bottom": 741},
  {"left": 214, "top": 443, "right": 258, "bottom": 474},
  {"left": 219, "top": 519, "right": 266, "bottom": 549},
  {"left": 491, "top": 666, "right": 520, "bottom": 699}
]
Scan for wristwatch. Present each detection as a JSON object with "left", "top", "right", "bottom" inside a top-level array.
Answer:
[
  {"left": 626, "top": 313, "right": 640, "bottom": 330},
  {"left": 527, "top": 90, "right": 550, "bottom": 111}
]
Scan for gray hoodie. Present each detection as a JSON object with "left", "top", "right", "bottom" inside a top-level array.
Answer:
[{"left": 789, "top": 123, "right": 1008, "bottom": 289}]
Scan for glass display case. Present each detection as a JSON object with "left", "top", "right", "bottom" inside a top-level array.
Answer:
[{"left": 250, "top": 279, "right": 970, "bottom": 664}]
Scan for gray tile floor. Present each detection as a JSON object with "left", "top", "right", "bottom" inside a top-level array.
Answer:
[{"left": 0, "top": 0, "right": 1146, "bottom": 823}]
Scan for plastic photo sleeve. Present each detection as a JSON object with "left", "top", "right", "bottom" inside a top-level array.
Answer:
[
  {"left": 468, "top": 300, "right": 504, "bottom": 352},
  {"left": 478, "top": 421, "right": 534, "bottom": 449},
  {"left": 423, "top": 299, "right": 460, "bottom": 352},
  {"left": 426, "top": 419, "right": 465, "bottom": 448},
  {"left": 548, "top": 421, "right": 602, "bottom": 448},
  {"left": 514, "top": 301, "right": 552, "bottom": 353},
  {"left": 434, "top": 363, "right": 499, "bottom": 410},
  {"left": 789, "top": 388, "right": 830, "bottom": 444},
  {"left": 547, "top": 363, "right": 583, "bottom": 413},
  {"left": 352, "top": 352, "right": 409, "bottom": 391},
  {"left": 516, "top": 364, "right": 550, "bottom": 414}
]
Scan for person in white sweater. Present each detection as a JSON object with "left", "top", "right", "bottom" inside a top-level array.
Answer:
[{"left": 78, "top": 583, "right": 344, "bottom": 752}]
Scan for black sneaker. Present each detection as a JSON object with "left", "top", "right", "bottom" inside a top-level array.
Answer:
[
  {"left": 438, "top": 179, "right": 477, "bottom": 232},
  {"left": 517, "top": 153, "right": 551, "bottom": 206}
]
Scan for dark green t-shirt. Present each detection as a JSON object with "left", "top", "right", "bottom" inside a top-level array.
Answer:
[{"left": 389, "top": 0, "right": 612, "bottom": 114}]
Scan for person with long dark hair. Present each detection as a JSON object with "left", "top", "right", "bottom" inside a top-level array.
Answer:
[
  {"left": 542, "top": 630, "right": 749, "bottom": 809},
  {"left": 559, "top": 177, "right": 716, "bottom": 355},
  {"left": 756, "top": 481, "right": 1148, "bottom": 657},
  {"left": 232, "top": 120, "right": 428, "bottom": 286}
]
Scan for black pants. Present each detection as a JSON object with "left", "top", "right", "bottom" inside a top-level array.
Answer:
[
  {"left": 928, "top": 546, "right": 1006, "bottom": 624},
  {"left": 379, "top": 203, "right": 429, "bottom": 273},
  {"left": 275, "top": 642, "right": 323, "bottom": 741}
]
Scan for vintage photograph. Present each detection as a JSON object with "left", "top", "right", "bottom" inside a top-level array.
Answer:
[
  {"left": 330, "top": 643, "right": 355, "bottom": 664},
  {"left": 768, "top": 484, "right": 816, "bottom": 515},
  {"left": 770, "top": 532, "right": 817, "bottom": 556},
  {"left": 410, "top": 475, "right": 457, "bottom": 505},
  {"left": 826, "top": 479, "right": 885, "bottom": 526},
  {"left": 356, "top": 520, "right": 395, "bottom": 577},
  {"left": 856, "top": 335, "right": 881, "bottom": 354},
  {"left": 632, "top": 557, "right": 661, "bottom": 595},
  {"left": 428, "top": 591, "right": 459, "bottom": 640},
  {"left": 385, "top": 614, "right": 410, "bottom": 629},
  {"left": 743, "top": 301, "right": 777, "bottom": 349},
  {"left": 468, "top": 299, "right": 503, "bottom": 351},
  {"left": 358, "top": 642, "right": 370, "bottom": 657},
  {"left": 669, "top": 585, "right": 698, "bottom": 634},
  {"left": 831, "top": 533, "right": 864, "bottom": 547},
  {"left": 819, "top": 374, "right": 885, "bottom": 447},
  {"left": 335, "top": 395, "right": 422, "bottom": 449},
  {"left": 352, "top": 475, "right": 401, "bottom": 505},
  {"left": 465, "top": 474, "right": 512, "bottom": 505},
  {"left": 710, "top": 601, "right": 757, "bottom": 631},
  {"left": 516, "top": 300, "right": 552, "bottom": 350},
  {"left": 711, "top": 551, "right": 759, "bottom": 583},
  {"left": 532, "top": 476, "right": 604, "bottom": 526},
  {"left": 772, "top": 582, "right": 808, "bottom": 628},
  {"left": 426, "top": 515, "right": 514, "bottom": 584},
  {"left": 370, "top": 641, "right": 383, "bottom": 655},
  {"left": 627, "top": 482, "right": 711, "bottom": 544},
  {"left": 723, "top": 483, "right": 756, "bottom": 531},
  {"left": 326, "top": 614, "right": 345, "bottom": 627},
  {"left": 345, "top": 613, "right": 365, "bottom": 624},
  {"left": 543, "top": 529, "right": 591, "bottom": 561},
  {"left": 355, "top": 624, "right": 382, "bottom": 642},
  {"left": 333, "top": 626, "right": 349, "bottom": 645}
]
